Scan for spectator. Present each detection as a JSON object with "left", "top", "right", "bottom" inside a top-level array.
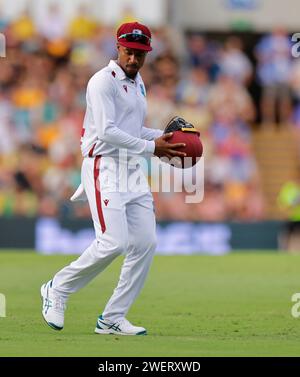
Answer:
[
  {"left": 255, "top": 27, "right": 292, "bottom": 125},
  {"left": 68, "top": 4, "right": 97, "bottom": 41},
  {"left": 0, "top": 5, "right": 8, "bottom": 31},
  {"left": 277, "top": 178, "right": 300, "bottom": 252},
  {"left": 220, "top": 36, "right": 253, "bottom": 86},
  {"left": 176, "top": 67, "right": 211, "bottom": 106},
  {"left": 186, "top": 34, "right": 221, "bottom": 81},
  {"left": 37, "top": 3, "right": 67, "bottom": 41},
  {"left": 208, "top": 74, "right": 255, "bottom": 122},
  {"left": 10, "top": 10, "right": 36, "bottom": 42}
]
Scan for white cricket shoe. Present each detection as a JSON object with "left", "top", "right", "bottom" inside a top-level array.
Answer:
[
  {"left": 95, "top": 315, "right": 147, "bottom": 336},
  {"left": 40, "top": 280, "right": 66, "bottom": 331}
]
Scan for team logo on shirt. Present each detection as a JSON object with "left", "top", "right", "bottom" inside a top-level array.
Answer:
[
  {"left": 140, "top": 84, "right": 146, "bottom": 97},
  {"left": 123, "top": 85, "right": 128, "bottom": 93},
  {"left": 103, "top": 199, "right": 109, "bottom": 206}
]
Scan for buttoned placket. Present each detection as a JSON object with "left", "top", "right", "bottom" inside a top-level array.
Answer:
[{"left": 124, "top": 77, "right": 139, "bottom": 95}]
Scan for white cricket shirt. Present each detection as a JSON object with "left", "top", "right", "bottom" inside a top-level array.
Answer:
[{"left": 81, "top": 60, "right": 163, "bottom": 158}]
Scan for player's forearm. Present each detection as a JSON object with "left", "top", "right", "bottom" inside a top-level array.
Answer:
[
  {"left": 141, "top": 127, "right": 163, "bottom": 141},
  {"left": 99, "top": 124, "right": 155, "bottom": 154}
]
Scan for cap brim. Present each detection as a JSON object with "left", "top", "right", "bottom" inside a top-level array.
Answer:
[{"left": 118, "top": 40, "right": 152, "bottom": 52}]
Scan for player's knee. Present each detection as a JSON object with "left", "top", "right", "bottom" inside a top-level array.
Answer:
[
  {"left": 95, "top": 235, "right": 128, "bottom": 256},
  {"left": 114, "top": 239, "right": 128, "bottom": 255},
  {"left": 148, "top": 233, "right": 157, "bottom": 252},
  {"left": 135, "top": 232, "right": 157, "bottom": 253},
  {"left": 112, "top": 237, "right": 128, "bottom": 255}
]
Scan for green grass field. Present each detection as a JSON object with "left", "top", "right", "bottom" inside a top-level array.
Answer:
[{"left": 1, "top": 251, "right": 300, "bottom": 357}]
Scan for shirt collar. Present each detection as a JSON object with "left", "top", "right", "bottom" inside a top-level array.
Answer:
[{"left": 108, "top": 60, "right": 140, "bottom": 83}]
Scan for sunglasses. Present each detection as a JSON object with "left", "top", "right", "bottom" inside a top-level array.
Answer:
[{"left": 118, "top": 32, "right": 151, "bottom": 45}]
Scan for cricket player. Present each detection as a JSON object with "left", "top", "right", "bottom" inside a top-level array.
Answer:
[{"left": 40, "top": 21, "right": 186, "bottom": 336}]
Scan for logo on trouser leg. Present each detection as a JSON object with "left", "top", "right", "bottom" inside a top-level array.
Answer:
[{"left": 103, "top": 199, "right": 109, "bottom": 206}]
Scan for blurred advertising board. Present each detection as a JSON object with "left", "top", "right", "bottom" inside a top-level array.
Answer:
[
  {"left": 34, "top": 218, "right": 282, "bottom": 255},
  {"left": 0, "top": 217, "right": 283, "bottom": 254}
]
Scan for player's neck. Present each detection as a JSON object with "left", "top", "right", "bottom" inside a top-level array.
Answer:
[{"left": 116, "top": 60, "right": 138, "bottom": 80}]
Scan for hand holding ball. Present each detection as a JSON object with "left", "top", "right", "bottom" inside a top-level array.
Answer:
[{"left": 158, "top": 117, "right": 203, "bottom": 168}]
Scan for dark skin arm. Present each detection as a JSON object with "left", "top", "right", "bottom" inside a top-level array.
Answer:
[{"left": 154, "top": 133, "right": 186, "bottom": 159}]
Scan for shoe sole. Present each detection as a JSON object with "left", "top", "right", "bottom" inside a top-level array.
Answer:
[
  {"left": 94, "top": 327, "right": 147, "bottom": 336},
  {"left": 40, "top": 284, "right": 63, "bottom": 331}
]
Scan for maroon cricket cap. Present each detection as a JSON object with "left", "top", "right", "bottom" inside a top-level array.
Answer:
[{"left": 117, "top": 22, "right": 152, "bottom": 52}]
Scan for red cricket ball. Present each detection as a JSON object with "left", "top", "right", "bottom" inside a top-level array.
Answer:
[{"left": 167, "top": 130, "right": 203, "bottom": 168}]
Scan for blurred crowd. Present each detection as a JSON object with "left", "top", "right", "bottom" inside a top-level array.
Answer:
[{"left": 0, "top": 5, "right": 299, "bottom": 221}]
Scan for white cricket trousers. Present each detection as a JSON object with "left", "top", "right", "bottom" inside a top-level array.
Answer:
[{"left": 52, "top": 156, "right": 157, "bottom": 322}]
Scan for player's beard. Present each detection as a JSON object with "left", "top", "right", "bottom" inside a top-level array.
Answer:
[{"left": 125, "top": 65, "right": 139, "bottom": 78}]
